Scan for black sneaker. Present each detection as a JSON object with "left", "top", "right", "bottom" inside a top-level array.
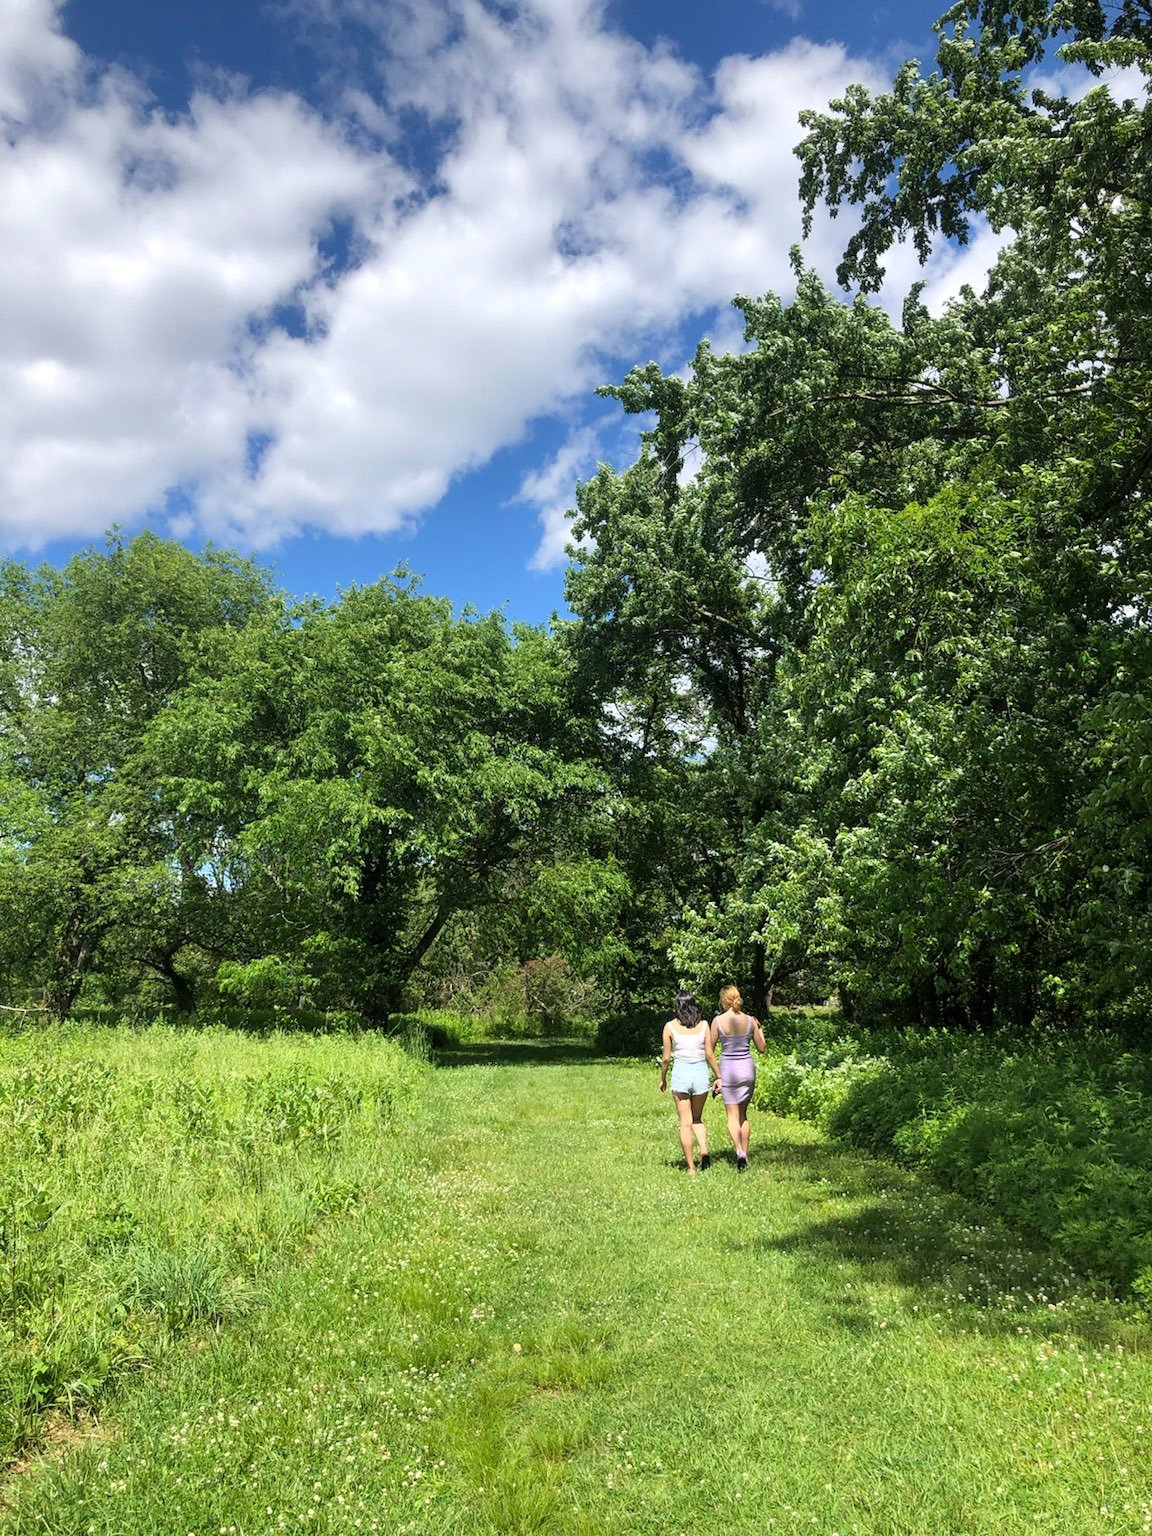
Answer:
[
  {"left": 737, "top": 1157, "right": 747, "bottom": 1173},
  {"left": 700, "top": 1153, "right": 711, "bottom": 1170}
]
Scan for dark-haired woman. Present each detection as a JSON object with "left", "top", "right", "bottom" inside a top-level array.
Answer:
[
  {"left": 710, "top": 984, "right": 767, "bottom": 1172},
  {"left": 659, "top": 992, "right": 720, "bottom": 1174}
]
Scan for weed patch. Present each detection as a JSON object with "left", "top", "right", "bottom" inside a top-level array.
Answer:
[{"left": 0, "top": 1022, "right": 423, "bottom": 1466}]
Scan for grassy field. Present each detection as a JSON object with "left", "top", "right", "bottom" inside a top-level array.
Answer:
[
  {"left": 0, "top": 1023, "right": 424, "bottom": 1468},
  {"left": 5, "top": 1032, "right": 1152, "bottom": 1534}
]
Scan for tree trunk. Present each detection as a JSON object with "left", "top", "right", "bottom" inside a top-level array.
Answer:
[
  {"left": 161, "top": 958, "right": 196, "bottom": 1014},
  {"left": 751, "top": 940, "right": 767, "bottom": 1018},
  {"left": 46, "top": 909, "right": 101, "bottom": 1020},
  {"left": 969, "top": 942, "right": 996, "bottom": 1030},
  {"left": 360, "top": 902, "right": 454, "bottom": 1027},
  {"left": 918, "top": 975, "right": 940, "bottom": 1028},
  {"left": 45, "top": 969, "right": 85, "bottom": 1022}
]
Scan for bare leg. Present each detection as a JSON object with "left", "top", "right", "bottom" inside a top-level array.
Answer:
[
  {"left": 724, "top": 1101, "right": 743, "bottom": 1157},
  {"left": 673, "top": 1093, "right": 697, "bottom": 1171},
  {"left": 690, "top": 1093, "right": 709, "bottom": 1161},
  {"left": 738, "top": 1100, "right": 751, "bottom": 1160}
]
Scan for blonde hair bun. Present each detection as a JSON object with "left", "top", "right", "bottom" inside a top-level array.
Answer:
[{"left": 720, "top": 984, "right": 743, "bottom": 1011}]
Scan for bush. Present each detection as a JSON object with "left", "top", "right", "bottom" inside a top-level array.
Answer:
[
  {"left": 754, "top": 1021, "right": 1152, "bottom": 1293},
  {"left": 595, "top": 1006, "right": 665, "bottom": 1058},
  {"left": 411, "top": 957, "right": 599, "bottom": 1041},
  {"left": 387, "top": 1009, "right": 479, "bottom": 1050}
]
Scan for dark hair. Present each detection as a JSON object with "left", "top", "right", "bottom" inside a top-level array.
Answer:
[{"left": 674, "top": 992, "right": 701, "bottom": 1028}]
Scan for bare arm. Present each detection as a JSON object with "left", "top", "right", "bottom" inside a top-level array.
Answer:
[
  {"left": 751, "top": 1017, "right": 767, "bottom": 1053},
  {"left": 659, "top": 1023, "right": 672, "bottom": 1091},
  {"left": 704, "top": 1027, "right": 721, "bottom": 1083},
  {"left": 708, "top": 1019, "right": 723, "bottom": 1095}
]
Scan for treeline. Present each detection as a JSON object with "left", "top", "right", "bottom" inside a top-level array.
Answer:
[
  {"left": 2, "top": 0, "right": 1150, "bottom": 1032},
  {"left": 0, "top": 540, "right": 624, "bottom": 1024}
]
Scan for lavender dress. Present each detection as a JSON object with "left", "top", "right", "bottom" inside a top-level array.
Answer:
[{"left": 717, "top": 1018, "right": 757, "bottom": 1105}]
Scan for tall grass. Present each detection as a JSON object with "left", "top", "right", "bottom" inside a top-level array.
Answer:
[{"left": 0, "top": 1021, "right": 424, "bottom": 1465}]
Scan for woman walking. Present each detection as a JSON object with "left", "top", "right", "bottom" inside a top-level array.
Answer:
[
  {"left": 659, "top": 992, "right": 720, "bottom": 1174},
  {"left": 710, "top": 985, "right": 767, "bottom": 1171}
]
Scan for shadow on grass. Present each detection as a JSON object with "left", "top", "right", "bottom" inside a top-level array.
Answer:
[
  {"left": 656, "top": 1149, "right": 750, "bottom": 1176},
  {"left": 434, "top": 1038, "right": 608, "bottom": 1069},
  {"left": 727, "top": 1127, "right": 1151, "bottom": 1348}
]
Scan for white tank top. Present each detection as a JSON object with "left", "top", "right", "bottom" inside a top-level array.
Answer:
[{"left": 670, "top": 1023, "right": 707, "bottom": 1064}]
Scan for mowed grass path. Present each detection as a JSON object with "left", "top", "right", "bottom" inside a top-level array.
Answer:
[{"left": 7, "top": 1042, "right": 1152, "bottom": 1536}]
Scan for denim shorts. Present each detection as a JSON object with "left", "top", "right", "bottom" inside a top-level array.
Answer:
[{"left": 670, "top": 1062, "right": 710, "bottom": 1096}]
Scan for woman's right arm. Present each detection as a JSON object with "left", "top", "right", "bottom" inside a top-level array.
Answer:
[{"left": 752, "top": 1017, "right": 767, "bottom": 1053}]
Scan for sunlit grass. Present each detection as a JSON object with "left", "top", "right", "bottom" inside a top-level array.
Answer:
[
  {"left": 0, "top": 1022, "right": 424, "bottom": 1467},
  {"left": 6, "top": 1036, "right": 1152, "bottom": 1534}
]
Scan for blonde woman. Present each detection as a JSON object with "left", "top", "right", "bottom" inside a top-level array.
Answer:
[
  {"left": 710, "top": 984, "right": 767, "bottom": 1171},
  {"left": 659, "top": 992, "right": 720, "bottom": 1173}
]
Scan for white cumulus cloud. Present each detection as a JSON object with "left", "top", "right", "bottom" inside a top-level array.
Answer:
[{"left": 0, "top": 0, "right": 1000, "bottom": 568}]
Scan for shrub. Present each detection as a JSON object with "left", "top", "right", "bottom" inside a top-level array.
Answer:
[
  {"left": 753, "top": 1021, "right": 1152, "bottom": 1293},
  {"left": 596, "top": 1006, "right": 666, "bottom": 1058},
  {"left": 387, "top": 1009, "right": 482, "bottom": 1049},
  {"left": 420, "top": 956, "right": 598, "bottom": 1039}
]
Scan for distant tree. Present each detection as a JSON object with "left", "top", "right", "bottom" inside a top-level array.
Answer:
[
  {"left": 0, "top": 532, "right": 274, "bottom": 1016},
  {"left": 148, "top": 576, "right": 603, "bottom": 1021}
]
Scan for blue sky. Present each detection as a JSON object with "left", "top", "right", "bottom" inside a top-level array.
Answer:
[{"left": 4, "top": 0, "right": 977, "bottom": 623}]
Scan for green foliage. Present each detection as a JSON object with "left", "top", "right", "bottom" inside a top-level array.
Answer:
[
  {"left": 216, "top": 956, "right": 317, "bottom": 1010},
  {"left": 387, "top": 1009, "right": 477, "bottom": 1049},
  {"left": 594, "top": 1004, "right": 666, "bottom": 1058},
  {"left": 564, "top": 0, "right": 1152, "bottom": 1026},
  {"left": 1, "top": 536, "right": 609, "bottom": 1025},
  {"left": 0, "top": 531, "right": 277, "bottom": 1017},
  {"left": 146, "top": 575, "right": 602, "bottom": 1021},
  {"left": 756, "top": 1022, "right": 1152, "bottom": 1288}
]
